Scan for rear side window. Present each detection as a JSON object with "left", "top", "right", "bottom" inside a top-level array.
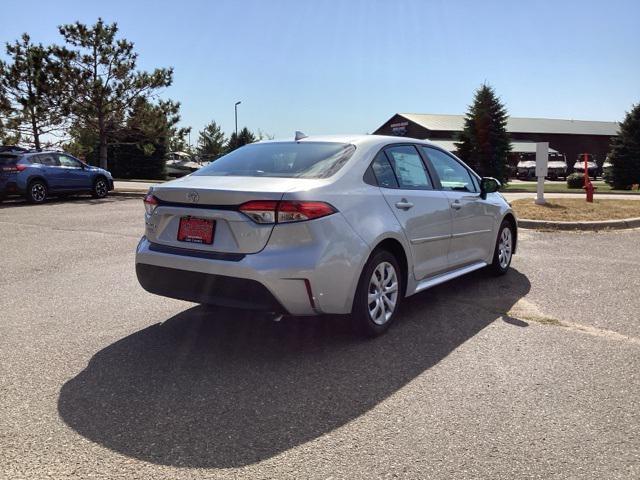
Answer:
[
  {"left": 37, "top": 154, "right": 59, "bottom": 166},
  {"left": 193, "top": 142, "right": 356, "bottom": 179},
  {"left": 370, "top": 151, "right": 398, "bottom": 188},
  {"left": 384, "top": 145, "right": 432, "bottom": 190}
]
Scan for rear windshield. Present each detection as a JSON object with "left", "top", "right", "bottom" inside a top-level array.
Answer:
[
  {"left": 0, "top": 154, "right": 20, "bottom": 166},
  {"left": 193, "top": 142, "right": 356, "bottom": 179}
]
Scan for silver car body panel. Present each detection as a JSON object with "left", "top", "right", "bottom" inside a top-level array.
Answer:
[{"left": 136, "top": 135, "right": 516, "bottom": 316}]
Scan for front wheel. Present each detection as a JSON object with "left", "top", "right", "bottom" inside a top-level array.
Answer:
[
  {"left": 489, "top": 220, "right": 514, "bottom": 276},
  {"left": 352, "top": 250, "right": 402, "bottom": 337},
  {"left": 92, "top": 177, "right": 109, "bottom": 198}
]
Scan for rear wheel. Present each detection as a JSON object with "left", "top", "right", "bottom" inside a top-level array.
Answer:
[
  {"left": 489, "top": 220, "right": 514, "bottom": 276},
  {"left": 26, "top": 180, "right": 47, "bottom": 204},
  {"left": 352, "top": 250, "right": 402, "bottom": 337},
  {"left": 92, "top": 177, "right": 109, "bottom": 198}
]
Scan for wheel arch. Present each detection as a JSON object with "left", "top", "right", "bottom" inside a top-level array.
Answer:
[
  {"left": 27, "top": 175, "right": 49, "bottom": 188},
  {"left": 93, "top": 173, "right": 108, "bottom": 185},
  {"left": 371, "top": 237, "right": 410, "bottom": 297}
]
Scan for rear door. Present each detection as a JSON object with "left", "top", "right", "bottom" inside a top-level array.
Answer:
[
  {"left": 420, "top": 146, "right": 496, "bottom": 268},
  {"left": 374, "top": 145, "right": 452, "bottom": 280},
  {"left": 57, "top": 154, "right": 92, "bottom": 189},
  {"left": 37, "top": 153, "right": 65, "bottom": 189}
]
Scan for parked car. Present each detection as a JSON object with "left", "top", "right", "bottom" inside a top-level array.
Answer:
[
  {"left": 165, "top": 151, "right": 203, "bottom": 177},
  {"left": 0, "top": 150, "right": 114, "bottom": 203},
  {"left": 573, "top": 154, "right": 598, "bottom": 179},
  {"left": 516, "top": 152, "right": 567, "bottom": 180},
  {"left": 602, "top": 157, "right": 613, "bottom": 179},
  {"left": 136, "top": 135, "right": 517, "bottom": 336},
  {"left": 0, "top": 145, "right": 28, "bottom": 153}
]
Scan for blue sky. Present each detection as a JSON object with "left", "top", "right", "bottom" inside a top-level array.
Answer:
[{"left": 2, "top": 0, "right": 639, "bottom": 141}]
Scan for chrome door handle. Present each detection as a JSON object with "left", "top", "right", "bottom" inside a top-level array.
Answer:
[
  {"left": 451, "top": 201, "right": 462, "bottom": 210},
  {"left": 395, "top": 200, "right": 414, "bottom": 210}
]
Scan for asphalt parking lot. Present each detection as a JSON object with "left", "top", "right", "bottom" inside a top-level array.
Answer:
[{"left": 1, "top": 196, "right": 639, "bottom": 479}]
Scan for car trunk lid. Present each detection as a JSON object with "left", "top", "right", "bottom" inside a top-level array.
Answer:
[{"left": 146, "top": 175, "right": 327, "bottom": 254}]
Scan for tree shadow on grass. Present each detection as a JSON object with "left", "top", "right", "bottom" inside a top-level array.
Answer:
[{"left": 58, "top": 268, "right": 530, "bottom": 468}]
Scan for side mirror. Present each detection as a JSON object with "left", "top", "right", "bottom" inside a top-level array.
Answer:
[{"left": 480, "top": 177, "right": 501, "bottom": 199}]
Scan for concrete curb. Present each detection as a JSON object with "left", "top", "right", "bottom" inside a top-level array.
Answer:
[
  {"left": 111, "top": 190, "right": 147, "bottom": 198},
  {"left": 519, "top": 217, "right": 640, "bottom": 231}
]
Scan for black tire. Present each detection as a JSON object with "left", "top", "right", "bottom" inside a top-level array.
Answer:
[
  {"left": 488, "top": 220, "right": 514, "bottom": 276},
  {"left": 26, "top": 180, "right": 48, "bottom": 204},
  {"left": 92, "top": 176, "right": 109, "bottom": 198},
  {"left": 352, "top": 250, "right": 403, "bottom": 337}
]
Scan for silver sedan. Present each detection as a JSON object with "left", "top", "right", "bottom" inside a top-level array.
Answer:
[{"left": 136, "top": 134, "right": 517, "bottom": 336}]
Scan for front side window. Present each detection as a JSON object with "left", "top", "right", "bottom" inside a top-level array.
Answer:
[
  {"left": 421, "top": 147, "right": 476, "bottom": 193},
  {"left": 58, "top": 154, "right": 81, "bottom": 168},
  {"left": 193, "top": 142, "right": 355, "bottom": 179},
  {"left": 384, "top": 145, "right": 432, "bottom": 190}
]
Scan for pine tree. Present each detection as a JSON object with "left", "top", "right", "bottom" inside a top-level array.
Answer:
[
  {"left": 455, "top": 84, "right": 511, "bottom": 184},
  {"left": 226, "top": 126, "right": 256, "bottom": 153},
  {"left": 197, "top": 121, "right": 226, "bottom": 160},
  {"left": 168, "top": 127, "right": 191, "bottom": 154},
  {"left": 0, "top": 34, "right": 67, "bottom": 149},
  {"left": 606, "top": 103, "right": 640, "bottom": 189},
  {"left": 57, "top": 19, "right": 173, "bottom": 170}
]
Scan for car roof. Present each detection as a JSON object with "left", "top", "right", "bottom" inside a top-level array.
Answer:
[{"left": 258, "top": 134, "right": 439, "bottom": 149}]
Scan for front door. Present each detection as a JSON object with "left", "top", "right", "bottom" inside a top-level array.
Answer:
[
  {"left": 374, "top": 146, "right": 452, "bottom": 280},
  {"left": 56, "top": 154, "right": 92, "bottom": 189},
  {"left": 37, "top": 153, "right": 65, "bottom": 190},
  {"left": 420, "top": 146, "right": 496, "bottom": 267}
]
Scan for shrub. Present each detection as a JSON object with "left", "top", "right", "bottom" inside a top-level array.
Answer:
[{"left": 567, "top": 173, "right": 585, "bottom": 189}]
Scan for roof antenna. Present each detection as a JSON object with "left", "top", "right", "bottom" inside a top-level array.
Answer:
[{"left": 295, "top": 131, "right": 307, "bottom": 141}]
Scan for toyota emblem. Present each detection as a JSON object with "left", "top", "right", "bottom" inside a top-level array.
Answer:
[{"left": 186, "top": 191, "right": 200, "bottom": 203}]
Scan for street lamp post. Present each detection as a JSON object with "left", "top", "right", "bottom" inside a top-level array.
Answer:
[{"left": 234, "top": 101, "right": 242, "bottom": 137}]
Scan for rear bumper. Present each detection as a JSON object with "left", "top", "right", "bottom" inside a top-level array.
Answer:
[
  {"left": 0, "top": 180, "right": 21, "bottom": 196},
  {"left": 135, "top": 213, "right": 370, "bottom": 315},
  {"left": 136, "top": 263, "right": 287, "bottom": 313}
]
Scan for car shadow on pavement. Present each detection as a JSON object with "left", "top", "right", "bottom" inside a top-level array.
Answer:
[
  {"left": 0, "top": 195, "right": 138, "bottom": 209},
  {"left": 58, "top": 268, "right": 530, "bottom": 468}
]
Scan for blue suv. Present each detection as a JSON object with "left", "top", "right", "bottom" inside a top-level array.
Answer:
[{"left": 0, "top": 150, "right": 114, "bottom": 203}]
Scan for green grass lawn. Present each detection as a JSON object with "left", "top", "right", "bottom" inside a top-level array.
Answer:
[{"left": 503, "top": 180, "right": 640, "bottom": 195}]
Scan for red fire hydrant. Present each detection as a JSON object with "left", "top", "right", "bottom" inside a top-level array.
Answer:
[{"left": 583, "top": 153, "right": 595, "bottom": 203}]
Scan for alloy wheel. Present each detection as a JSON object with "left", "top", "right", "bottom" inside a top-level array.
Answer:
[
  {"left": 368, "top": 261, "right": 399, "bottom": 325},
  {"left": 95, "top": 180, "right": 108, "bottom": 197},
  {"left": 31, "top": 183, "right": 46, "bottom": 202},
  {"left": 498, "top": 227, "right": 512, "bottom": 269}
]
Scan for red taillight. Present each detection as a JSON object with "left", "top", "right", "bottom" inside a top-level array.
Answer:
[
  {"left": 239, "top": 200, "right": 337, "bottom": 224},
  {"left": 238, "top": 200, "right": 279, "bottom": 224},
  {"left": 277, "top": 201, "right": 337, "bottom": 223},
  {"left": 1, "top": 164, "right": 26, "bottom": 173},
  {"left": 143, "top": 193, "right": 159, "bottom": 215}
]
